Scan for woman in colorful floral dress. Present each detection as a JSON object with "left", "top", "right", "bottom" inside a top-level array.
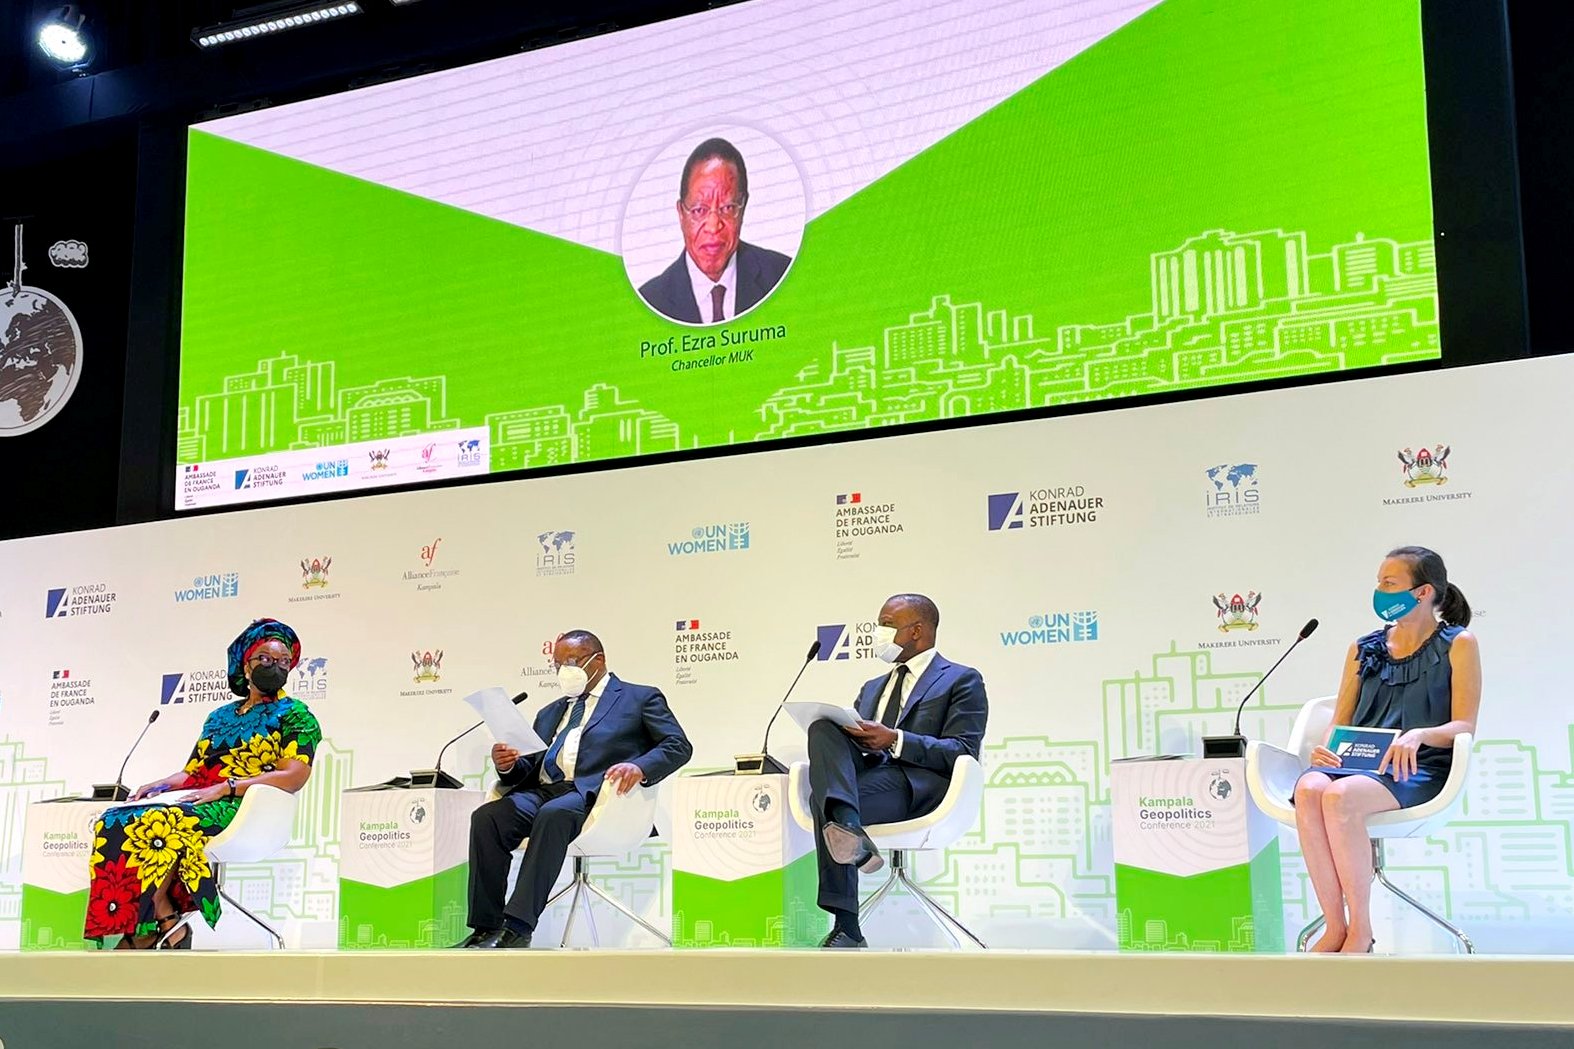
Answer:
[{"left": 85, "top": 618, "right": 322, "bottom": 948}]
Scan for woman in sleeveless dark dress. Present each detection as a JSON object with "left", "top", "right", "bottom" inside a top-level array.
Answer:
[{"left": 1294, "top": 547, "right": 1481, "bottom": 953}]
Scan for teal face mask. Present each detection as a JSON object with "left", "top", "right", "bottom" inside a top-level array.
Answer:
[{"left": 1373, "top": 587, "right": 1421, "bottom": 622}]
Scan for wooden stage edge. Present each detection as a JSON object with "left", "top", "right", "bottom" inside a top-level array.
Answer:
[{"left": 1, "top": 948, "right": 1571, "bottom": 1026}]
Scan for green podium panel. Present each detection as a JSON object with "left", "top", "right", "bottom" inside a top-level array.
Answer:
[
  {"left": 670, "top": 774, "right": 824, "bottom": 948},
  {"left": 1111, "top": 757, "right": 1284, "bottom": 952}
]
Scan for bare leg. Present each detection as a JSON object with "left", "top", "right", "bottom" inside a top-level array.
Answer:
[
  {"left": 1321, "top": 777, "right": 1399, "bottom": 953},
  {"left": 1293, "top": 773, "right": 1346, "bottom": 952}
]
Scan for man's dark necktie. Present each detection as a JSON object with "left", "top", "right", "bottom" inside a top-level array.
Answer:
[
  {"left": 710, "top": 284, "right": 726, "bottom": 323},
  {"left": 878, "top": 664, "right": 910, "bottom": 727},
  {"left": 542, "top": 696, "right": 587, "bottom": 782}
]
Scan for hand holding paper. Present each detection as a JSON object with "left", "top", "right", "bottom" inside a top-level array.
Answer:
[
  {"left": 784, "top": 701, "right": 862, "bottom": 732},
  {"left": 463, "top": 687, "right": 547, "bottom": 754}
]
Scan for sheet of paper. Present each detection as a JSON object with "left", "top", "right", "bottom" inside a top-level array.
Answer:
[
  {"left": 463, "top": 687, "right": 548, "bottom": 754},
  {"left": 784, "top": 701, "right": 863, "bottom": 732}
]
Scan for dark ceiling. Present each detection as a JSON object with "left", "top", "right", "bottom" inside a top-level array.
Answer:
[{"left": 1, "top": 1, "right": 1569, "bottom": 351}]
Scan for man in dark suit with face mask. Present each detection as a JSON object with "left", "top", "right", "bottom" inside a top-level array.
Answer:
[
  {"left": 457, "top": 629, "right": 692, "bottom": 948},
  {"left": 806, "top": 593, "right": 988, "bottom": 948}
]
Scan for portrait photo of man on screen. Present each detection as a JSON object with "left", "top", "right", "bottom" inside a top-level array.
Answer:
[{"left": 637, "top": 137, "right": 793, "bottom": 325}]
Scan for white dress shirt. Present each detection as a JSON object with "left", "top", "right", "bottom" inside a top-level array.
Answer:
[
  {"left": 872, "top": 648, "right": 938, "bottom": 762},
  {"left": 537, "top": 672, "right": 608, "bottom": 784},
  {"left": 685, "top": 250, "right": 738, "bottom": 323}
]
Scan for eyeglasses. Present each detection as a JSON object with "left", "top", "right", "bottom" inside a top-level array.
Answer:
[
  {"left": 681, "top": 201, "right": 745, "bottom": 224},
  {"left": 248, "top": 654, "right": 294, "bottom": 671},
  {"left": 550, "top": 652, "right": 601, "bottom": 673}
]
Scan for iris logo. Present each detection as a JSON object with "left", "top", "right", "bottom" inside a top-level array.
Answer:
[
  {"left": 1000, "top": 611, "right": 1100, "bottom": 647},
  {"left": 458, "top": 439, "right": 483, "bottom": 467},
  {"left": 291, "top": 656, "right": 330, "bottom": 697},
  {"left": 815, "top": 622, "right": 879, "bottom": 660},
  {"left": 1204, "top": 463, "right": 1260, "bottom": 517},
  {"left": 667, "top": 523, "right": 750, "bottom": 556}
]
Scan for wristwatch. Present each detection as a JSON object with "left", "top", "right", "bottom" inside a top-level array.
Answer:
[{"left": 226, "top": 777, "right": 238, "bottom": 798}]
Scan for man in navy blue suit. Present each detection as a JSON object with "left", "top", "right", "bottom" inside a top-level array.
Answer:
[
  {"left": 807, "top": 593, "right": 988, "bottom": 948},
  {"left": 637, "top": 137, "right": 791, "bottom": 324},
  {"left": 458, "top": 629, "right": 692, "bottom": 948}
]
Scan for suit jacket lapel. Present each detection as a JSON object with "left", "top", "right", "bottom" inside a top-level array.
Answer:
[
  {"left": 736, "top": 243, "right": 761, "bottom": 311},
  {"left": 582, "top": 674, "right": 623, "bottom": 735},
  {"left": 661, "top": 254, "right": 703, "bottom": 324},
  {"left": 898, "top": 656, "right": 951, "bottom": 726},
  {"left": 856, "top": 675, "right": 886, "bottom": 720}
]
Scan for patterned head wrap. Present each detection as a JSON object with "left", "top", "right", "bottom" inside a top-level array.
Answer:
[{"left": 227, "top": 618, "right": 302, "bottom": 696}]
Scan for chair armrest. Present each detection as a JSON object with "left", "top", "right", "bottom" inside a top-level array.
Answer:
[
  {"left": 786, "top": 761, "right": 815, "bottom": 833},
  {"left": 206, "top": 784, "right": 298, "bottom": 863},
  {"left": 1245, "top": 740, "right": 1301, "bottom": 827},
  {"left": 570, "top": 777, "right": 657, "bottom": 857}
]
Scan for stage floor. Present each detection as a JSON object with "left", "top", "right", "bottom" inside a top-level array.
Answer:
[{"left": 3, "top": 947, "right": 1572, "bottom": 1024}]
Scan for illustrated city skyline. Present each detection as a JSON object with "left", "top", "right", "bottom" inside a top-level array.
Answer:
[{"left": 176, "top": 226, "right": 1438, "bottom": 472}]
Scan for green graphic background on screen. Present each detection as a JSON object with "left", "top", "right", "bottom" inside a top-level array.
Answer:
[{"left": 178, "top": 0, "right": 1437, "bottom": 470}]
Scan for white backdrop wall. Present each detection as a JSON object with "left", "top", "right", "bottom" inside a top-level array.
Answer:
[{"left": 1, "top": 354, "right": 1571, "bottom": 953}]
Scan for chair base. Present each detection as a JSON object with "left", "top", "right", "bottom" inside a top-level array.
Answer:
[
  {"left": 859, "top": 849, "right": 986, "bottom": 950},
  {"left": 545, "top": 856, "right": 672, "bottom": 949},
  {"left": 1295, "top": 840, "right": 1474, "bottom": 954},
  {"left": 155, "top": 865, "right": 286, "bottom": 950}
]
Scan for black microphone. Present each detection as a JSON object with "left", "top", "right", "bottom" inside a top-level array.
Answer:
[
  {"left": 735, "top": 639, "right": 821, "bottom": 775},
  {"left": 410, "top": 691, "right": 528, "bottom": 789},
  {"left": 1203, "top": 618, "right": 1320, "bottom": 758},
  {"left": 92, "top": 709, "right": 161, "bottom": 801}
]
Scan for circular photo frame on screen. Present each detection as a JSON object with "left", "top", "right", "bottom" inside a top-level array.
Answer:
[{"left": 621, "top": 126, "right": 805, "bottom": 327}]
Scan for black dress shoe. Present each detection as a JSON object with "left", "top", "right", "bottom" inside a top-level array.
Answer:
[
  {"left": 473, "top": 927, "right": 532, "bottom": 949},
  {"left": 824, "top": 822, "right": 884, "bottom": 873},
  {"left": 820, "top": 928, "right": 868, "bottom": 949},
  {"left": 454, "top": 929, "right": 495, "bottom": 948}
]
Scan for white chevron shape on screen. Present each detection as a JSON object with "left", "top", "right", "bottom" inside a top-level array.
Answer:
[{"left": 194, "top": 0, "right": 1161, "bottom": 253}]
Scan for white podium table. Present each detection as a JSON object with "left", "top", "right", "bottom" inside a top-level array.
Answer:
[
  {"left": 337, "top": 787, "right": 484, "bottom": 950},
  {"left": 669, "top": 773, "right": 821, "bottom": 948},
  {"left": 20, "top": 799, "right": 115, "bottom": 951}
]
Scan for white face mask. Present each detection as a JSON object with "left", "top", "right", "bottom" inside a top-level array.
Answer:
[
  {"left": 557, "top": 662, "right": 591, "bottom": 697},
  {"left": 870, "top": 624, "right": 904, "bottom": 664}
]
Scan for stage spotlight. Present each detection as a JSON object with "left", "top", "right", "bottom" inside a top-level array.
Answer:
[
  {"left": 37, "top": 6, "right": 91, "bottom": 69},
  {"left": 192, "top": 2, "right": 364, "bottom": 50}
]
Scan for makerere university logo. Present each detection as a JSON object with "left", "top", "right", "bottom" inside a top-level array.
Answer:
[{"left": 1212, "top": 591, "right": 1262, "bottom": 632}]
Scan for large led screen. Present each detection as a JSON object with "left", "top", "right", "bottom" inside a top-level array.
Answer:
[{"left": 176, "top": 0, "right": 1440, "bottom": 509}]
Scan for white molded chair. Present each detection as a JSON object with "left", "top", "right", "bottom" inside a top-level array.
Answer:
[
  {"left": 1245, "top": 695, "right": 1475, "bottom": 953},
  {"left": 496, "top": 775, "right": 669, "bottom": 948},
  {"left": 157, "top": 784, "right": 299, "bottom": 949},
  {"left": 788, "top": 756, "right": 987, "bottom": 949}
]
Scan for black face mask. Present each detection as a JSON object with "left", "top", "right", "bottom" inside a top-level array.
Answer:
[{"left": 250, "top": 664, "right": 289, "bottom": 696}]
